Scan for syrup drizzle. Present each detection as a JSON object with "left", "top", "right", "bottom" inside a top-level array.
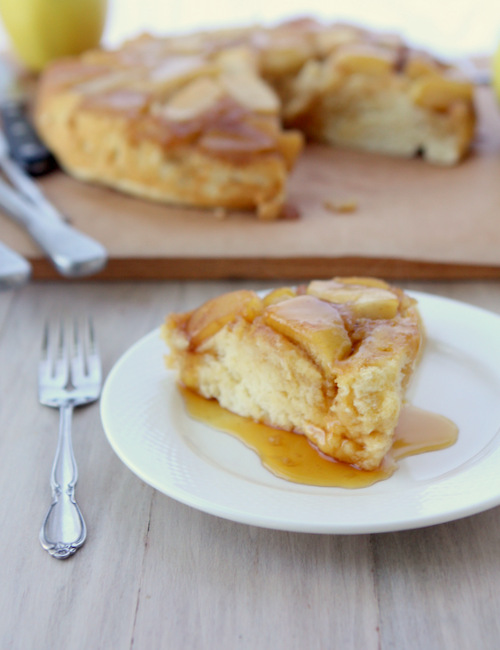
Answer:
[{"left": 180, "top": 387, "right": 458, "bottom": 488}]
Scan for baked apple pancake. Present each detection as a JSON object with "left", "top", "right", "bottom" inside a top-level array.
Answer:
[
  {"left": 162, "top": 277, "right": 423, "bottom": 471},
  {"left": 34, "top": 43, "right": 303, "bottom": 220},
  {"left": 34, "top": 19, "right": 475, "bottom": 219}
]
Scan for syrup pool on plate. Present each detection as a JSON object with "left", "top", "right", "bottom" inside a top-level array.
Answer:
[{"left": 180, "top": 387, "right": 458, "bottom": 488}]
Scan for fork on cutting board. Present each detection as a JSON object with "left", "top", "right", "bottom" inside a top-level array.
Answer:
[{"left": 38, "top": 318, "right": 102, "bottom": 559}]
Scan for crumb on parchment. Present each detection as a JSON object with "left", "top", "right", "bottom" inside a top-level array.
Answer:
[
  {"left": 323, "top": 199, "right": 358, "bottom": 214},
  {"left": 213, "top": 207, "right": 227, "bottom": 220}
]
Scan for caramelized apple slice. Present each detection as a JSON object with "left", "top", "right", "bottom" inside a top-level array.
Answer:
[
  {"left": 188, "top": 290, "right": 263, "bottom": 348},
  {"left": 338, "top": 277, "right": 392, "bottom": 289},
  {"left": 162, "top": 77, "right": 223, "bottom": 121},
  {"left": 221, "top": 71, "right": 280, "bottom": 113},
  {"left": 214, "top": 46, "right": 258, "bottom": 73},
  {"left": 334, "top": 44, "right": 396, "bottom": 75},
  {"left": 404, "top": 51, "right": 442, "bottom": 79},
  {"left": 262, "top": 287, "right": 297, "bottom": 307},
  {"left": 315, "top": 25, "right": 363, "bottom": 57},
  {"left": 147, "top": 55, "right": 214, "bottom": 91},
  {"left": 263, "top": 295, "right": 352, "bottom": 369},
  {"left": 307, "top": 280, "right": 399, "bottom": 319},
  {"left": 410, "top": 74, "right": 473, "bottom": 110}
]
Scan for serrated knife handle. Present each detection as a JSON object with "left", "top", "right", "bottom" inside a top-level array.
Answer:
[{"left": 0, "top": 100, "right": 56, "bottom": 176}]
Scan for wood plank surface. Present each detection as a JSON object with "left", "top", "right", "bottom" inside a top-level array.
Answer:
[
  {"left": 1, "top": 279, "right": 500, "bottom": 649},
  {"left": 2, "top": 87, "right": 500, "bottom": 281}
]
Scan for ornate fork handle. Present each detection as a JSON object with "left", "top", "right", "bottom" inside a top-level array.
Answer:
[{"left": 39, "top": 402, "right": 87, "bottom": 559}]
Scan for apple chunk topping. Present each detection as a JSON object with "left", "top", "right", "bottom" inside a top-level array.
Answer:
[
  {"left": 187, "top": 290, "right": 263, "bottom": 348},
  {"left": 307, "top": 279, "right": 399, "bottom": 319},
  {"left": 162, "top": 77, "right": 223, "bottom": 121},
  {"left": 263, "top": 295, "right": 352, "bottom": 369}
]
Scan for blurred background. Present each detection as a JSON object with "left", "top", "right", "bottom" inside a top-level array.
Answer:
[{"left": 1, "top": 0, "right": 500, "bottom": 61}]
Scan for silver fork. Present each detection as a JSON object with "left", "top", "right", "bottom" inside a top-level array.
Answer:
[{"left": 38, "top": 318, "right": 102, "bottom": 559}]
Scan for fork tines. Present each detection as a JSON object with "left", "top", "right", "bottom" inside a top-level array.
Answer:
[
  {"left": 40, "top": 318, "right": 101, "bottom": 387},
  {"left": 71, "top": 318, "right": 99, "bottom": 381}
]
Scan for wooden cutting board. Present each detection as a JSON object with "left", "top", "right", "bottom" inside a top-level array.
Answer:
[{"left": 2, "top": 86, "right": 500, "bottom": 282}]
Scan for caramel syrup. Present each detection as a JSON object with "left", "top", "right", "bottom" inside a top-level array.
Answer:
[{"left": 180, "top": 387, "right": 458, "bottom": 488}]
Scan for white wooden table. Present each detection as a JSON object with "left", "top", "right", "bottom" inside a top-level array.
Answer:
[{"left": 1, "top": 278, "right": 500, "bottom": 649}]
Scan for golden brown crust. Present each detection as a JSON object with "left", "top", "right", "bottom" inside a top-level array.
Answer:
[
  {"left": 162, "top": 277, "right": 423, "bottom": 470},
  {"left": 35, "top": 18, "right": 475, "bottom": 218}
]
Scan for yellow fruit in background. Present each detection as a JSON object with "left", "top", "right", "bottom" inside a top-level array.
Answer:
[{"left": 0, "top": 0, "right": 108, "bottom": 71}]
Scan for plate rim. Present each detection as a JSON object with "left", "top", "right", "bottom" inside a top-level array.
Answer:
[{"left": 100, "top": 290, "right": 500, "bottom": 534}]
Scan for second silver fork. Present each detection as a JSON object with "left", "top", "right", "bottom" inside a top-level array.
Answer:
[{"left": 38, "top": 318, "right": 102, "bottom": 559}]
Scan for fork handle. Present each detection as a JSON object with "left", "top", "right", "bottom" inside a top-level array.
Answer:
[{"left": 39, "top": 403, "right": 87, "bottom": 559}]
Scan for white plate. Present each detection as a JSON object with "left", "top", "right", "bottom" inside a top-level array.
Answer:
[{"left": 101, "top": 291, "right": 500, "bottom": 534}]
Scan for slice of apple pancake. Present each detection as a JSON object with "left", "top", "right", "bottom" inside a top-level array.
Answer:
[{"left": 162, "top": 277, "right": 423, "bottom": 471}]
